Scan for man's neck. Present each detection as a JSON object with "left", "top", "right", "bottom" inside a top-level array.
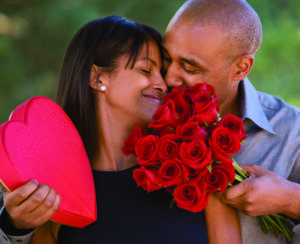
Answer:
[{"left": 219, "top": 90, "right": 241, "bottom": 117}]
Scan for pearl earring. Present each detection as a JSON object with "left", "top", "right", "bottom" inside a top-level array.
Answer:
[{"left": 100, "top": 85, "right": 106, "bottom": 92}]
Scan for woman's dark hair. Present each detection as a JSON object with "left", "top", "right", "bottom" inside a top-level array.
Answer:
[{"left": 56, "top": 15, "right": 163, "bottom": 162}]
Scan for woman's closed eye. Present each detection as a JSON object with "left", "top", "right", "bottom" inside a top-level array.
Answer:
[
  {"left": 140, "top": 69, "right": 152, "bottom": 75},
  {"left": 164, "top": 56, "right": 172, "bottom": 63}
]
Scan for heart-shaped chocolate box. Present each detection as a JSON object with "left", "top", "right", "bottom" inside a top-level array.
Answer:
[{"left": 0, "top": 97, "right": 96, "bottom": 227}]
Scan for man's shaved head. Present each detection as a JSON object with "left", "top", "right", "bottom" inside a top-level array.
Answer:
[{"left": 168, "top": 0, "right": 262, "bottom": 59}]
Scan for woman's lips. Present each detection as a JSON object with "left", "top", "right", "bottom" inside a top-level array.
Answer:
[{"left": 143, "top": 94, "right": 162, "bottom": 105}]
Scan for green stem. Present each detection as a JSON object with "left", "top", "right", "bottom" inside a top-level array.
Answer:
[
  {"left": 234, "top": 174, "right": 244, "bottom": 182},
  {"left": 273, "top": 214, "right": 292, "bottom": 242},
  {"left": 232, "top": 160, "right": 248, "bottom": 179},
  {"left": 257, "top": 216, "right": 268, "bottom": 234}
]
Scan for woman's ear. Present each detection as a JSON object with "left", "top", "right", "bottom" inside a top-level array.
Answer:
[
  {"left": 89, "top": 64, "right": 108, "bottom": 92},
  {"left": 231, "top": 54, "right": 254, "bottom": 82}
]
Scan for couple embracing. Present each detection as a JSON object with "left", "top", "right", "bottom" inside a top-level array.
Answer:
[{"left": 1, "top": 0, "right": 300, "bottom": 243}]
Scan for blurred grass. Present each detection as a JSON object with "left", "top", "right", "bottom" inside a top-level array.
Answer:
[{"left": 0, "top": 0, "right": 299, "bottom": 123}]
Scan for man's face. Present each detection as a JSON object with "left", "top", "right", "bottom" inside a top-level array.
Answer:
[{"left": 163, "top": 19, "right": 236, "bottom": 107}]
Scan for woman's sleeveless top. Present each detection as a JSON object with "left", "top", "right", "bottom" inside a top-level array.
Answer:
[{"left": 58, "top": 165, "right": 208, "bottom": 244}]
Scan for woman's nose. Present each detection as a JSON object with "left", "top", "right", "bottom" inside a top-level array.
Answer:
[{"left": 153, "top": 74, "right": 167, "bottom": 94}]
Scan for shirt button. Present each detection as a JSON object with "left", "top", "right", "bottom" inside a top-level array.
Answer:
[{"left": 16, "top": 240, "right": 23, "bottom": 243}]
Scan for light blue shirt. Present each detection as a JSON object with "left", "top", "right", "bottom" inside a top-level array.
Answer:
[{"left": 235, "top": 78, "right": 300, "bottom": 244}]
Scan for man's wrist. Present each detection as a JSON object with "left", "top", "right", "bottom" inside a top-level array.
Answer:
[{"left": 282, "top": 181, "right": 300, "bottom": 220}]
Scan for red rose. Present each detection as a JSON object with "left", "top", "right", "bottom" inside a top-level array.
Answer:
[
  {"left": 133, "top": 167, "right": 162, "bottom": 192},
  {"left": 218, "top": 114, "right": 246, "bottom": 142},
  {"left": 157, "top": 134, "right": 181, "bottom": 161},
  {"left": 158, "top": 158, "right": 189, "bottom": 187},
  {"left": 135, "top": 135, "right": 159, "bottom": 161},
  {"left": 179, "top": 140, "right": 213, "bottom": 169},
  {"left": 176, "top": 120, "right": 208, "bottom": 143},
  {"left": 184, "top": 83, "right": 219, "bottom": 125},
  {"left": 209, "top": 127, "right": 241, "bottom": 163},
  {"left": 205, "top": 162, "right": 235, "bottom": 193},
  {"left": 187, "top": 166, "right": 209, "bottom": 182},
  {"left": 152, "top": 126, "right": 175, "bottom": 136},
  {"left": 137, "top": 160, "right": 160, "bottom": 167},
  {"left": 193, "top": 91, "right": 219, "bottom": 125},
  {"left": 174, "top": 179, "right": 209, "bottom": 212},
  {"left": 184, "top": 82, "right": 213, "bottom": 97},
  {"left": 164, "top": 87, "right": 194, "bottom": 126},
  {"left": 148, "top": 100, "right": 178, "bottom": 130},
  {"left": 163, "top": 87, "right": 189, "bottom": 108},
  {"left": 122, "top": 125, "right": 148, "bottom": 156}
]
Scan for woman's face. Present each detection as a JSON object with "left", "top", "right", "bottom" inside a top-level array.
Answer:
[{"left": 103, "top": 40, "right": 167, "bottom": 127}]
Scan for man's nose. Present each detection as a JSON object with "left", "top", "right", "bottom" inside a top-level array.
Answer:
[{"left": 164, "top": 62, "right": 183, "bottom": 87}]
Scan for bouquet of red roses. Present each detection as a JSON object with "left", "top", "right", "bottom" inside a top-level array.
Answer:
[{"left": 122, "top": 83, "right": 293, "bottom": 241}]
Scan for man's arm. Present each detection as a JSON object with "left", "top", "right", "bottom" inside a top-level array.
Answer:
[{"left": 0, "top": 189, "right": 35, "bottom": 244}]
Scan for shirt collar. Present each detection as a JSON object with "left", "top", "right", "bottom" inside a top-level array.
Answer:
[{"left": 239, "top": 78, "right": 275, "bottom": 134}]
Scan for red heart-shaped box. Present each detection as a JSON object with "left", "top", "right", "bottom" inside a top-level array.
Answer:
[{"left": 0, "top": 96, "right": 96, "bottom": 227}]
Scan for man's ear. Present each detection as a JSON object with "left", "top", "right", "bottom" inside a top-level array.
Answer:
[
  {"left": 231, "top": 54, "right": 254, "bottom": 81},
  {"left": 89, "top": 64, "right": 109, "bottom": 91}
]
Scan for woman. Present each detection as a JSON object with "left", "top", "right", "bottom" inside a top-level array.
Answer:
[{"left": 0, "top": 16, "right": 241, "bottom": 244}]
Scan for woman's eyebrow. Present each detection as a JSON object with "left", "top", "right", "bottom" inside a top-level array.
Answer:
[{"left": 137, "top": 57, "right": 158, "bottom": 67}]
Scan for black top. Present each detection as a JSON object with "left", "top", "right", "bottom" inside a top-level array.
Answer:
[{"left": 58, "top": 165, "right": 208, "bottom": 244}]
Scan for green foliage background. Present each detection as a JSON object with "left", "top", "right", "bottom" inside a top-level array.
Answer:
[{"left": 0, "top": 0, "right": 299, "bottom": 123}]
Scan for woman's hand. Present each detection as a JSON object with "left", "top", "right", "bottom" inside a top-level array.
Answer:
[{"left": 1, "top": 180, "right": 60, "bottom": 229}]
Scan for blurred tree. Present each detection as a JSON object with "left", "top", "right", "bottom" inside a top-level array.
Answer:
[
  {"left": 0, "top": 0, "right": 299, "bottom": 123},
  {"left": 248, "top": 0, "right": 300, "bottom": 106}
]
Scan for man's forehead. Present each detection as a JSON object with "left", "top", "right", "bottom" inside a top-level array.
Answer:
[{"left": 163, "top": 23, "right": 224, "bottom": 50}]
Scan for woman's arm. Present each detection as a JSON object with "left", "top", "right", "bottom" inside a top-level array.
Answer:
[
  {"left": 205, "top": 193, "right": 241, "bottom": 244},
  {"left": 30, "top": 222, "right": 60, "bottom": 244}
]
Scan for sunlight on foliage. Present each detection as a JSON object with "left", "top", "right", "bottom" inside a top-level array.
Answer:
[{"left": 0, "top": 0, "right": 299, "bottom": 123}]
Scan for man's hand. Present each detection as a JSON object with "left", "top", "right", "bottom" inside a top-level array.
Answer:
[
  {"left": 0, "top": 180, "right": 60, "bottom": 229},
  {"left": 219, "top": 164, "right": 300, "bottom": 219}
]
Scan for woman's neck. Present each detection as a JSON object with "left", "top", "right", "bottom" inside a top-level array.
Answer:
[{"left": 91, "top": 102, "right": 138, "bottom": 171}]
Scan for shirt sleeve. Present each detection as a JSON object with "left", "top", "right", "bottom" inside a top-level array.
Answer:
[
  {"left": 0, "top": 207, "right": 35, "bottom": 244},
  {"left": 0, "top": 228, "right": 35, "bottom": 244}
]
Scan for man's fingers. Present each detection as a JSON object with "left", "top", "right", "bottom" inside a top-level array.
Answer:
[
  {"left": 4, "top": 180, "right": 39, "bottom": 208},
  {"left": 15, "top": 184, "right": 51, "bottom": 213},
  {"left": 5, "top": 184, "right": 61, "bottom": 229},
  {"left": 38, "top": 193, "right": 60, "bottom": 225},
  {"left": 239, "top": 164, "right": 268, "bottom": 176},
  {"left": 220, "top": 180, "right": 250, "bottom": 204},
  {"left": 24, "top": 188, "right": 60, "bottom": 227}
]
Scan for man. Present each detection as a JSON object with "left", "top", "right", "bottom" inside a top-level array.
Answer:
[{"left": 163, "top": 0, "right": 300, "bottom": 243}]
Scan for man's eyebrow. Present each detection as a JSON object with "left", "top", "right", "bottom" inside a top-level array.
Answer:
[{"left": 180, "top": 57, "right": 201, "bottom": 68}]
